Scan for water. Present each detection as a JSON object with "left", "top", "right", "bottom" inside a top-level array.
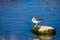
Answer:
[{"left": 0, "top": 0, "right": 60, "bottom": 40}]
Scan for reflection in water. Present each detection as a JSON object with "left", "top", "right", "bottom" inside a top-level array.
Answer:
[
  {"left": 10, "top": 33, "right": 17, "bottom": 40},
  {"left": 0, "top": 33, "right": 17, "bottom": 40},
  {"left": 2, "top": 37, "right": 5, "bottom": 40},
  {"left": 0, "top": 36, "right": 1, "bottom": 40},
  {"left": 0, "top": 35, "right": 57, "bottom": 40}
]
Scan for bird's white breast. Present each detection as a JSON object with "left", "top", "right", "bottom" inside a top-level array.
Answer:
[{"left": 32, "top": 19, "right": 40, "bottom": 23}]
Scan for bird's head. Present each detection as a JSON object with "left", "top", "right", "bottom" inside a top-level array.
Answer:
[{"left": 32, "top": 16, "right": 36, "bottom": 19}]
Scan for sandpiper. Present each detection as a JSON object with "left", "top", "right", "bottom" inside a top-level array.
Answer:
[{"left": 32, "top": 16, "right": 42, "bottom": 26}]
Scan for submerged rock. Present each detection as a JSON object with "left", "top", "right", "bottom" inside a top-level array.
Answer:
[{"left": 33, "top": 37, "right": 41, "bottom": 40}]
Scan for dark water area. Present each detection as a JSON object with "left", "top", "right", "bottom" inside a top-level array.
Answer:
[{"left": 0, "top": 0, "right": 60, "bottom": 40}]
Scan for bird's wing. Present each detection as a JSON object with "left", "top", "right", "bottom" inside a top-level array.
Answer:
[{"left": 35, "top": 18, "right": 43, "bottom": 21}]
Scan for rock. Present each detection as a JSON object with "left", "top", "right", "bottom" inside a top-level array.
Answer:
[{"left": 31, "top": 25, "right": 56, "bottom": 36}]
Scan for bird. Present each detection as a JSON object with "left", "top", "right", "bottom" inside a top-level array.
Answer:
[{"left": 32, "top": 16, "right": 43, "bottom": 26}]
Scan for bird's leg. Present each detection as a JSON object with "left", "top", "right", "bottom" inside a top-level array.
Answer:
[
  {"left": 36, "top": 23, "right": 38, "bottom": 26},
  {"left": 34, "top": 23, "right": 38, "bottom": 27},
  {"left": 33, "top": 23, "right": 38, "bottom": 30}
]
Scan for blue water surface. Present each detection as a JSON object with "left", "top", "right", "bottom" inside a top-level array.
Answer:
[{"left": 0, "top": 0, "right": 60, "bottom": 40}]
